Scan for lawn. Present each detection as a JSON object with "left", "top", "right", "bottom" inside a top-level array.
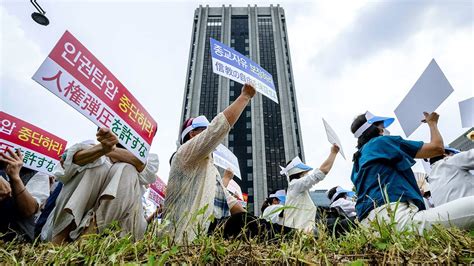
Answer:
[{"left": 1, "top": 218, "right": 473, "bottom": 265}]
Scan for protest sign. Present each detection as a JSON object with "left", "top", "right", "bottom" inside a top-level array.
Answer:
[
  {"left": 213, "top": 144, "right": 242, "bottom": 179},
  {"left": 148, "top": 175, "right": 166, "bottom": 206},
  {"left": 0, "top": 111, "right": 67, "bottom": 175},
  {"left": 394, "top": 59, "right": 454, "bottom": 137},
  {"left": 32, "top": 31, "right": 157, "bottom": 163},
  {"left": 322, "top": 118, "right": 346, "bottom": 159},
  {"left": 210, "top": 38, "right": 278, "bottom": 103},
  {"left": 458, "top": 97, "right": 473, "bottom": 128}
]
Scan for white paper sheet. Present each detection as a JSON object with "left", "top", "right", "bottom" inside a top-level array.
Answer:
[
  {"left": 213, "top": 144, "right": 242, "bottom": 179},
  {"left": 459, "top": 97, "right": 474, "bottom": 128},
  {"left": 394, "top": 59, "right": 454, "bottom": 137},
  {"left": 322, "top": 118, "right": 346, "bottom": 160}
]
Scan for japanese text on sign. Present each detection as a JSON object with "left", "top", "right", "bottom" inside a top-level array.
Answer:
[
  {"left": 32, "top": 30, "right": 156, "bottom": 162},
  {"left": 0, "top": 112, "right": 67, "bottom": 175},
  {"left": 210, "top": 38, "right": 278, "bottom": 103}
]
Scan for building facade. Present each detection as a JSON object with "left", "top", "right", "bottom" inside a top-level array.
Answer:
[
  {"left": 180, "top": 5, "right": 305, "bottom": 214},
  {"left": 449, "top": 127, "right": 474, "bottom": 151}
]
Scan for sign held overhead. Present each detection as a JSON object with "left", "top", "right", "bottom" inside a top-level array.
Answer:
[{"left": 394, "top": 59, "right": 454, "bottom": 137}]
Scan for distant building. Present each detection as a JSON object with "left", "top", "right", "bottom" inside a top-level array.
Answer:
[
  {"left": 310, "top": 190, "right": 331, "bottom": 208},
  {"left": 180, "top": 5, "right": 305, "bottom": 214},
  {"left": 449, "top": 127, "right": 474, "bottom": 151}
]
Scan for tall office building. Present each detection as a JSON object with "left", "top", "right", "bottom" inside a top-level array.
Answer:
[{"left": 180, "top": 5, "right": 304, "bottom": 214}]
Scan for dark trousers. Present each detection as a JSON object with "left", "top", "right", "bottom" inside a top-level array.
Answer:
[
  {"left": 0, "top": 197, "right": 19, "bottom": 241},
  {"left": 208, "top": 212, "right": 294, "bottom": 241}
]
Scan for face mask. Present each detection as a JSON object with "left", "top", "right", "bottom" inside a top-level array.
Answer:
[{"left": 382, "top": 128, "right": 391, "bottom": 136}]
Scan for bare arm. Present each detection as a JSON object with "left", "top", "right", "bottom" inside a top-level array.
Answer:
[
  {"left": 73, "top": 128, "right": 118, "bottom": 166},
  {"left": 230, "top": 203, "right": 246, "bottom": 215},
  {"left": 415, "top": 112, "right": 444, "bottom": 159},
  {"left": 223, "top": 84, "right": 256, "bottom": 126},
  {"left": 107, "top": 148, "right": 145, "bottom": 172},
  {"left": 319, "top": 144, "right": 340, "bottom": 175},
  {"left": 179, "top": 84, "right": 256, "bottom": 165},
  {"left": 0, "top": 149, "right": 37, "bottom": 218},
  {"left": 222, "top": 169, "right": 234, "bottom": 188}
]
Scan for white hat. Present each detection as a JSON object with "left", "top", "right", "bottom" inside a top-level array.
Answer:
[
  {"left": 279, "top": 156, "right": 313, "bottom": 178},
  {"left": 353, "top": 111, "right": 395, "bottom": 138},
  {"left": 180, "top": 115, "right": 210, "bottom": 143},
  {"left": 327, "top": 186, "right": 355, "bottom": 203}
]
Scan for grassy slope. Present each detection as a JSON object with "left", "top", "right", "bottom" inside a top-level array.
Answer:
[{"left": 1, "top": 218, "right": 473, "bottom": 265}]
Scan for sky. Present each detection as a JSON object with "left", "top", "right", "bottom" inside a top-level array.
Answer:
[{"left": 1, "top": 0, "right": 473, "bottom": 193}]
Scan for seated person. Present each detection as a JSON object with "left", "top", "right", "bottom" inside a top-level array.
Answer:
[
  {"left": 428, "top": 147, "right": 473, "bottom": 207},
  {"left": 163, "top": 84, "right": 255, "bottom": 244},
  {"left": 0, "top": 148, "right": 50, "bottom": 241},
  {"left": 261, "top": 190, "right": 285, "bottom": 225},
  {"left": 281, "top": 144, "right": 340, "bottom": 233},
  {"left": 350, "top": 111, "right": 473, "bottom": 234},
  {"left": 50, "top": 129, "right": 159, "bottom": 244},
  {"left": 326, "top": 186, "right": 357, "bottom": 218}
]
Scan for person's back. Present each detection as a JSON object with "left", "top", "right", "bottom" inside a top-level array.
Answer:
[
  {"left": 261, "top": 204, "right": 284, "bottom": 225},
  {"left": 351, "top": 135, "right": 425, "bottom": 220},
  {"left": 429, "top": 149, "right": 474, "bottom": 207}
]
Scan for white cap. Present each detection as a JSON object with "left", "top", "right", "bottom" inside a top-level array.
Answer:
[{"left": 180, "top": 115, "right": 210, "bottom": 143}]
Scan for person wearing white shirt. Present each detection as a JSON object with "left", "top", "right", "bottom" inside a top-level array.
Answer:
[
  {"left": 428, "top": 147, "right": 474, "bottom": 207},
  {"left": 281, "top": 144, "right": 340, "bottom": 233},
  {"left": 326, "top": 186, "right": 357, "bottom": 218},
  {"left": 50, "top": 130, "right": 159, "bottom": 244},
  {"left": 261, "top": 190, "right": 286, "bottom": 225}
]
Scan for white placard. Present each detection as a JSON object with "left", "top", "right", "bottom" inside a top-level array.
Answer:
[
  {"left": 322, "top": 118, "right": 346, "bottom": 159},
  {"left": 394, "top": 59, "right": 454, "bottom": 137},
  {"left": 213, "top": 144, "right": 242, "bottom": 179},
  {"left": 459, "top": 97, "right": 474, "bottom": 128}
]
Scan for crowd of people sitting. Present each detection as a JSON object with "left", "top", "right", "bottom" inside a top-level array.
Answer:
[{"left": 1, "top": 83, "right": 473, "bottom": 245}]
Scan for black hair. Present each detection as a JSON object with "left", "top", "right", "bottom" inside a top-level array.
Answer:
[
  {"left": 284, "top": 160, "right": 304, "bottom": 182},
  {"left": 351, "top": 114, "right": 382, "bottom": 168},
  {"left": 261, "top": 200, "right": 270, "bottom": 213},
  {"left": 327, "top": 186, "right": 347, "bottom": 202},
  {"left": 429, "top": 154, "right": 445, "bottom": 165},
  {"left": 169, "top": 152, "right": 177, "bottom": 166}
]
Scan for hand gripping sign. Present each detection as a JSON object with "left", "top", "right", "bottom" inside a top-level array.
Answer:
[
  {"left": 32, "top": 31, "right": 157, "bottom": 163},
  {"left": 0, "top": 111, "right": 67, "bottom": 175},
  {"left": 210, "top": 38, "right": 278, "bottom": 104}
]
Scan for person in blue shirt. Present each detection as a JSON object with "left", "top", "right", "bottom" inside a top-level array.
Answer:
[{"left": 350, "top": 111, "right": 474, "bottom": 234}]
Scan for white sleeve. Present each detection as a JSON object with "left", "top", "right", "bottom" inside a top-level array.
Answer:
[
  {"left": 137, "top": 153, "right": 159, "bottom": 185},
  {"left": 290, "top": 169, "right": 326, "bottom": 193},
  {"left": 223, "top": 184, "right": 238, "bottom": 209},
  {"left": 177, "top": 113, "right": 231, "bottom": 166},
  {"left": 54, "top": 142, "right": 106, "bottom": 184},
  {"left": 25, "top": 172, "right": 50, "bottom": 206},
  {"left": 448, "top": 150, "right": 474, "bottom": 171},
  {"left": 333, "top": 199, "right": 356, "bottom": 214}
]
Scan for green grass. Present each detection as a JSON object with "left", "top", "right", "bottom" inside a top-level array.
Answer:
[{"left": 1, "top": 218, "right": 473, "bottom": 265}]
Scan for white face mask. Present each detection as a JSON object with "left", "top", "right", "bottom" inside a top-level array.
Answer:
[{"left": 382, "top": 128, "right": 391, "bottom": 136}]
